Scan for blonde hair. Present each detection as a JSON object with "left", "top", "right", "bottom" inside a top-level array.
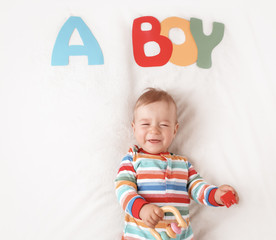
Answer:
[{"left": 133, "top": 88, "right": 178, "bottom": 121}]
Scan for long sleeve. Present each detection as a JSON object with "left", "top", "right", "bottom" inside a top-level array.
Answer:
[
  {"left": 187, "top": 161, "right": 219, "bottom": 206},
  {"left": 115, "top": 150, "right": 148, "bottom": 218}
]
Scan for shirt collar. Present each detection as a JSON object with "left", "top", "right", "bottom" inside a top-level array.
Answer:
[{"left": 136, "top": 146, "right": 171, "bottom": 156}]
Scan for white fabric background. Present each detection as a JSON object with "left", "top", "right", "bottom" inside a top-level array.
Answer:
[{"left": 0, "top": 0, "right": 275, "bottom": 239}]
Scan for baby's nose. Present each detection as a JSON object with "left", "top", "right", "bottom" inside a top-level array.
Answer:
[{"left": 150, "top": 125, "right": 160, "bottom": 134}]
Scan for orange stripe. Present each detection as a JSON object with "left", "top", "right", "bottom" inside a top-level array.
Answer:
[
  {"left": 125, "top": 215, "right": 176, "bottom": 228},
  {"left": 116, "top": 181, "right": 137, "bottom": 190},
  {"left": 136, "top": 153, "right": 167, "bottom": 161},
  {"left": 137, "top": 173, "right": 165, "bottom": 179},
  {"left": 122, "top": 192, "right": 137, "bottom": 210},
  {"left": 188, "top": 179, "right": 203, "bottom": 196},
  {"left": 170, "top": 155, "right": 187, "bottom": 161},
  {"left": 168, "top": 173, "right": 188, "bottom": 180}
]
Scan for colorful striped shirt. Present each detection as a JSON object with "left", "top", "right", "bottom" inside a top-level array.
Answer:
[{"left": 115, "top": 146, "right": 219, "bottom": 240}]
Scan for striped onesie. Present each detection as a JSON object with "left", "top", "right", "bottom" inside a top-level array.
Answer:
[{"left": 115, "top": 146, "right": 220, "bottom": 240}]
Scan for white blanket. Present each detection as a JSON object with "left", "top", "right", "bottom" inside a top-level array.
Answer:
[{"left": 0, "top": 0, "right": 275, "bottom": 239}]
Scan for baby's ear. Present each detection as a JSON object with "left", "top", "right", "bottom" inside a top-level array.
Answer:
[
  {"left": 132, "top": 122, "right": 135, "bottom": 132},
  {"left": 174, "top": 123, "right": 179, "bottom": 135}
]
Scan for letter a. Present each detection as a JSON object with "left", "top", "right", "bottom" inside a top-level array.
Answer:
[
  {"left": 132, "top": 16, "right": 173, "bottom": 67},
  {"left": 51, "top": 16, "right": 104, "bottom": 66},
  {"left": 190, "top": 18, "right": 224, "bottom": 69}
]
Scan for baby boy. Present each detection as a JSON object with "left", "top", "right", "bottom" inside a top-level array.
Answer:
[{"left": 115, "top": 88, "right": 239, "bottom": 240}]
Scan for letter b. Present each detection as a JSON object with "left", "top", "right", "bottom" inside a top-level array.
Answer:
[{"left": 132, "top": 16, "right": 173, "bottom": 67}]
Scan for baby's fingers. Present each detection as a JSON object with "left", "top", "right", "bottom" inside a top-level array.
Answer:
[
  {"left": 154, "top": 207, "right": 164, "bottom": 219},
  {"left": 147, "top": 210, "right": 163, "bottom": 228},
  {"left": 145, "top": 218, "right": 156, "bottom": 229},
  {"left": 219, "top": 185, "right": 239, "bottom": 203}
]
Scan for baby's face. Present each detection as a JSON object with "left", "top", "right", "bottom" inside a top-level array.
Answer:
[{"left": 132, "top": 101, "right": 179, "bottom": 154}]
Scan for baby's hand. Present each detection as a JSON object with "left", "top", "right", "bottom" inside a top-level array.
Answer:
[
  {"left": 139, "top": 204, "right": 164, "bottom": 228},
  {"left": 215, "top": 184, "right": 239, "bottom": 205}
]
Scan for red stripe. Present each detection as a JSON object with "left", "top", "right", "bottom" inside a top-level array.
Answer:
[
  {"left": 208, "top": 188, "right": 222, "bottom": 206},
  {"left": 188, "top": 169, "right": 197, "bottom": 176},
  {"left": 141, "top": 194, "right": 190, "bottom": 204},
  {"left": 118, "top": 165, "right": 135, "bottom": 173},
  {"left": 144, "top": 197, "right": 190, "bottom": 204},
  {"left": 137, "top": 172, "right": 188, "bottom": 179},
  {"left": 132, "top": 198, "right": 149, "bottom": 219}
]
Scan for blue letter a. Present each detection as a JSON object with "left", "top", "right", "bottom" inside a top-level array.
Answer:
[{"left": 51, "top": 16, "right": 104, "bottom": 66}]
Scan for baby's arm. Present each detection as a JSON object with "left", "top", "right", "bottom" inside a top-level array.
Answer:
[
  {"left": 139, "top": 204, "right": 164, "bottom": 228},
  {"left": 187, "top": 162, "right": 239, "bottom": 207},
  {"left": 187, "top": 162, "right": 219, "bottom": 206},
  {"left": 115, "top": 151, "right": 149, "bottom": 218},
  {"left": 115, "top": 150, "right": 164, "bottom": 228}
]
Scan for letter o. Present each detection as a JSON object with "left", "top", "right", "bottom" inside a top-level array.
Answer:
[{"left": 160, "top": 17, "right": 198, "bottom": 66}]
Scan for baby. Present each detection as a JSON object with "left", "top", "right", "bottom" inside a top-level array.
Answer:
[{"left": 115, "top": 88, "right": 239, "bottom": 240}]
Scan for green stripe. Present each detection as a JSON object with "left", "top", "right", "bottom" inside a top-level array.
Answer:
[
  {"left": 134, "top": 159, "right": 167, "bottom": 170},
  {"left": 164, "top": 208, "right": 189, "bottom": 217},
  {"left": 117, "top": 185, "right": 135, "bottom": 199},
  {"left": 125, "top": 225, "right": 156, "bottom": 239},
  {"left": 115, "top": 173, "right": 136, "bottom": 183},
  {"left": 177, "top": 225, "right": 193, "bottom": 239},
  {"left": 171, "top": 161, "right": 189, "bottom": 169}
]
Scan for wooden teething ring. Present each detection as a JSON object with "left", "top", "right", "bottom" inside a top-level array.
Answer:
[{"left": 149, "top": 206, "right": 188, "bottom": 240}]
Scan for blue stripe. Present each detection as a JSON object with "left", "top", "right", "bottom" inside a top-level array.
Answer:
[
  {"left": 122, "top": 155, "right": 133, "bottom": 162},
  {"left": 167, "top": 183, "right": 187, "bottom": 191},
  {"left": 137, "top": 183, "right": 187, "bottom": 192},
  {"left": 138, "top": 184, "right": 165, "bottom": 191}
]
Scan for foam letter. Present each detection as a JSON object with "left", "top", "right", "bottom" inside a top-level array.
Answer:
[
  {"left": 51, "top": 16, "right": 104, "bottom": 66},
  {"left": 161, "top": 17, "right": 198, "bottom": 66},
  {"left": 132, "top": 16, "right": 173, "bottom": 67},
  {"left": 190, "top": 18, "right": 224, "bottom": 69}
]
